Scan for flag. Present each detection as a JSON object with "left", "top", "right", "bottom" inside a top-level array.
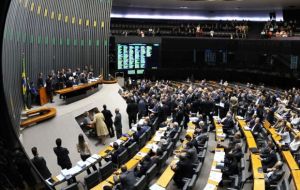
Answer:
[{"left": 21, "top": 55, "right": 27, "bottom": 95}]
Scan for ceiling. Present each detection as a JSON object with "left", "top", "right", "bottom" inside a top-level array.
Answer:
[{"left": 112, "top": 0, "right": 300, "bottom": 11}]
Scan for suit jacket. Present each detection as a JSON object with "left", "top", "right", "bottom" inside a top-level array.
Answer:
[
  {"left": 114, "top": 113, "right": 122, "bottom": 130},
  {"left": 31, "top": 156, "right": 51, "bottom": 179},
  {"left": 174, "top": 159, "right": 194, "bottom": 180},
  {"left": 37, "top": 77, "right": 44, "bottom": 88},
  {"left": 119, "top": 170, "right": 137, "bottom": 190},
  {"left": 53, "top": 147, "right": 72, "bottom": 169},
  {"left": 102, "top": 109, "right": 113, "bottom": 126},
  {"left": 111, "top": 146, "right": 125, "bottom": 164},
  {"left": 126, "top": 102, "right": 139, "bottom": 116}
]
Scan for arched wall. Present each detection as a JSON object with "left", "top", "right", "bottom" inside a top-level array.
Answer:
[{"left": 1, "top": 0, "right": 112, "bottom": 134}]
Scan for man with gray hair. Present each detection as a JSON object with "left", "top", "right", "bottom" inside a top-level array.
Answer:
[{"left": 114, "top": 108, "right": 122, "bottom": 139}]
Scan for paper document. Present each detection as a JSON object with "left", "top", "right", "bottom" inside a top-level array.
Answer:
[
  {"left": 91, "top": 154, "right": 101, "bottom": 160},
  {"left": 77, "top": 160, "right": 86, "bottom": 168},
  {"left": 137, "top": 152, "right": 147, "bottom": 157},
  {"left": 68, "top": 165, "right": 82, "bottom": 175},
  {"left": 86, "top": 157, "right": 97, "bottom": 164},
  {"left": 209, "top": 171, "right": 222, "bottom": 183},
  {"left": 204, "top": 183, "right": 216, "bottom": 190},
  {"left": 149, "top": 184, "right": 166, "bottom": 190},
  {"left": 56, "top": 174, "right": 65, "bottom": 181}
]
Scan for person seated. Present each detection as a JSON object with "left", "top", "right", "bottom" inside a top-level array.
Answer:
[
  {"left": 157, "top": 136, "right": 170, "bottom": 151},
  {"left": 82, "top": 111, "right": 93, "bottom": 128},
  {"left": 290, "top": 134, "right": 300, "bottom": 152},
  {"left": 260, "top": 144, "right": 277, "bottom": 171},
  {"left": 218, "top": 133, "right": 241, "bottom": 153},
  {"left": 108, "top": 142, "right": 126, "bottom": 164},
  {"left": 223, "top": 144, "right": 243, "bottom": 176},
  {"left": 251, "top": 117, "right": 262, "bottom": 137},
  {"left": 113, "top": 165, "right": 137, "bottom": 190},
  {"left": 221, "top": 113, "right": 235, "bottom": 135},
  {"left": 183, "top": 142, "right": 198, "bottom": 163},
  {"left": 171, "top": 153, "right": 194, "bottom": 188},
  {"left": 165, "top": 122, "right": 179, "bottom": 138},
  {"left": 264, "top": 161, "right": 284, "bottom": 187},
  {"left": 135, "top": 125, "right": 147, "bottom": 138},
  {"left": 65, "top": 77, "right": 74, "bottom": 88},
  {"left": 79, "top": 73, "right": 87, "bottom": 84},
  {"left": 277, "top": 127, "right": 291, "bottom": 145},
  {"left": 135, "top": 155, "right": 153, "bottom": 177}
]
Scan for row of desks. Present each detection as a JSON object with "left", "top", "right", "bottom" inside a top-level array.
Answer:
[
  {"left": 151, "top": 122, "right": 196, "bottom": 189},
  {"left": 236, "top": 118, "right": 265, "bottom": 190},
  {"left": 92, "top": 127, "right": 168, "bottom": 190},
  {"left": 263, "top": 120, "right": 300, "bottom": 190}
]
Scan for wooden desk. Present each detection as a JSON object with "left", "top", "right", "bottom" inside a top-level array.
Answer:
[
  {"left": 20, "top": 107, "right": 56, "bottom": 127},
  {"left": 253, "top": 179, "right": 265, "bottom": 190},
  {"left": 246, "top": 137, "right": 257, "bottom": 149},
  {"left": 213, "top": 117, "right": 225, "bottom": 141},
  {"left": 251, "top": 153, "right": 264, "bottom": 179},
  {"left": 156, "top": 161, "right": 176, "bottom": 188},
  {"left": 291, "top": 170, "right": 300, "bottom": 190},
  {"left": 282, "top": 151, "right": 300, "bottom": 170},
  {"left": 91, "top": 180, "right": 112, "bottom": 190},
  {"left": 55, "top": 79, "right": 102, "bottom": 103}
]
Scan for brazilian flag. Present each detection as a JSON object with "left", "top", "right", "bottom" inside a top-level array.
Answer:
[{"left": 22, "top": 55, "right": 27, "bottom": 96}]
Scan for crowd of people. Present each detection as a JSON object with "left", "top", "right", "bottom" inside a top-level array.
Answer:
[
  {"left": 14, "top": 78, "right": 300, "bottom": 189},
  {"left": 111, "top": 20, "right": 249, "bottom": 39},
  {"left": 261, "top": 20, "right": 298, "bottom": 38}
]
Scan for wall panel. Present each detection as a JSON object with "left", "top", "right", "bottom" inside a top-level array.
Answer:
[{"left": 1, "top": 0, "right": 112, "bottom": 134}]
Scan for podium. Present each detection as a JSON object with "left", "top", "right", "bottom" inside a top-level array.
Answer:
[{"left": 39, "top": 87, "right": 48, "bottom": 106}]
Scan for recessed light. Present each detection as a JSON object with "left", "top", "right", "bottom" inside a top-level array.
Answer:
[{"left": 179, "top": 6, "right": 188, "bottom": 9}]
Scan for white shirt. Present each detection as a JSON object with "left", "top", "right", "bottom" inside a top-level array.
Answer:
[{"left": 290, "top": 139, "right": 300, "bottom": 151}]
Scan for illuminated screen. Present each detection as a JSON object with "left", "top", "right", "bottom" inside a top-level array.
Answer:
[{"left": 117, "top": 43, "right": 160, "bottom": 72}]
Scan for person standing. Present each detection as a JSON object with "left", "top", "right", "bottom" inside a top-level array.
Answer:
[
  {"left": 126, "top": 99, "right": 139, "bottom": 129},
  {"left": 102, "top": 105, "right": 115, "bottom": 138},
  {"left": 53, "top": 138, "right": 72, "bottom": 170},
  {"left": 92, "top": 108, "right": 109, "bottom": 145},
  {"left": 30, "top": 147, "right": 52, "bottom": 179},
  {"left": 114, "top": 108, "right": 123, "bottom": 139},
  {"left": 37, "top": 73, "right": 44, "bottom": 89},
  {"left": 45, "top": 75, "right": 54, "bottom": 103},
  {"left": 77, "top": 134, "right": 97, "bottom": 174}
]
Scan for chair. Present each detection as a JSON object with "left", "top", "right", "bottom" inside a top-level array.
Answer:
[
  {"left": 198, "top": 149, "right": 207, "bottom": 162},
  {"left": 166, "top": 142, "right": 174, "bottom": 157},
  {"left": 269, "top": 171, "right": 285, "bottom": 189},
  {"left": 84, "top": 171, "right": 101, "bottom": 189},
  {"left": 99, "top": 161, "right": 114, "bottom": 179},
  {"left": 138, "top": 133, "right": 147, "bottom": 148},
  {"left": 193, "top": 162, "right": 203, "bottom": 177},
  {"left": 133, "top": 175, "right": 147, "bottom": 190},
  {"left": 182, "top": 174, "right": 197, "bottom": 190},
  {"left": 127, "top": 142, "right": 139, "bottom": 158},
  {"left": 146, "top": 163, "right": 158, "bottom": 183},
  {"left": 145, "top": 128, "right": 151, "bottom": 141},
  {"left": 117, "top": 150, "right": 128, "bottom": 167},
  {"left": 61, "top": 183, "right": 78, "bottom": 190},
  {"left": 158, "top": 151, "right": 168, "bottom": 171},
  {"left": 172, "top": 133, "right": 179, "bottom": 143}
]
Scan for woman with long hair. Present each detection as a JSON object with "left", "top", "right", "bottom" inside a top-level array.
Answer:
[{"left": 76, "top": 134, "right": 97, "bottom": 174}]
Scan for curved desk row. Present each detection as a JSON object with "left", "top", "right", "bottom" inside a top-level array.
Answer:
[
  {"left": 236, "top": 118, "right": 265, "bottom": 190},
  {"left": 263, "top": 120, "right": 300, "bottom": 190},
  {"left": 151, "top": 122, "right": 195, "bottom": 189},
  {"left": 20, "top": 107, "right": 56, "bottom": 127}
]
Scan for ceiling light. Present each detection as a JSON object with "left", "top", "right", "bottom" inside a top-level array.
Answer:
[{"left": 179, "top": 6, "right": 188, "bottom": 9}]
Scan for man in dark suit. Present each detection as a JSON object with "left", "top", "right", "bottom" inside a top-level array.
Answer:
[
  {"left": 110, "top": 142, "right": 126, "bottom": 164},
  {"left": 114, "top": 165, "right": 137, "bottom": 190},
  {"left": 251, "top": 117, "right": 262, "bottom": 137},
  {"left": 45, "top": 75, "right": 54, "bottom": 103},
  {"left": 102, "top": 104, "right": 115, "bottom": 138},
  {"left": 53, "top": 138, "right": 72, "bottom": 170},
  {"left": 30, "top": 147, "right": 52, "bottom": 179},
  {"left": 265, "top": 161, "right": 284, "bottom": 187},
  {"left": 135, "top": 155, "right": 153, "bottom": 177},
  {"left": 126, "top": 99, "right": 139, "bottom": 129},
  {"left": 37, "top": 73, "right": 44, "bottom": 89},
  {"left": 171, "top": 153, "right": 194, "bottom": 188},
  {"left": 114, "top": 108, "right": 123, "bottom": 139}
]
